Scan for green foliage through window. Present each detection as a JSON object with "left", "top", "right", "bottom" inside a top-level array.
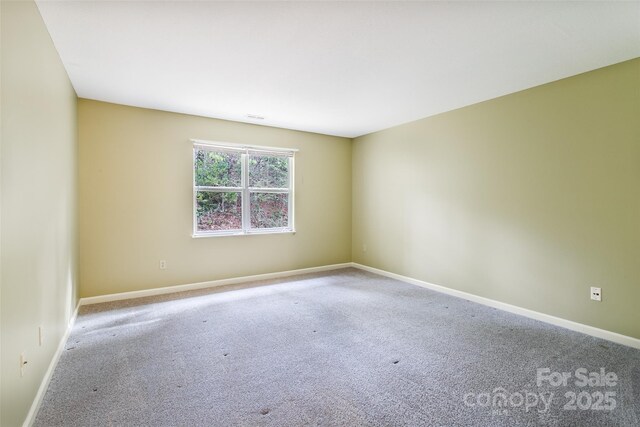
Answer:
[
  {"left": 193, "top": 144, "right": 294, "bottom": 234},
  {"left": 194, "top": 150, "right": 241, "bottom": 187},
  {"left": 196, "top": 191, "right": 242, "bottom": 230},
  {"left": 249, "top": 154, "right": 289, "bottom": 188},
  {"left": 250, "top": 193, "right": 288, "bottom": 229}
]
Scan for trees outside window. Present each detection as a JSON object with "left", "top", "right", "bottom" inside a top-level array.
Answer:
[{"left": 193, "top": 142, "right": 295, "bottom": 236}]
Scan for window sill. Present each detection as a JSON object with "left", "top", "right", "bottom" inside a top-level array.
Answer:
[{"left": 192, "top": 229, "right": 296, "bottom": 238}]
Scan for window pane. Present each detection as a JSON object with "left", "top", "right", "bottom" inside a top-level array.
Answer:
[
  {"left": 248, "top": 154, "right": 289, "bottom": 188},
  {"left": 196, "top": 191, "right": 242, "bottom": 232},
  {"left": 194, "top": 149, "right": 241, "bottom": 187},
  {"left": 250, "top": 193, "right": 289, "bottom": 229}
]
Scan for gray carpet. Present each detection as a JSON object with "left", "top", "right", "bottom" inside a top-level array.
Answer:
[{"left": 34, "top": 268, "right": 640, "bottom": 426}]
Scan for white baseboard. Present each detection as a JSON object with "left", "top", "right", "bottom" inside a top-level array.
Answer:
[
  {"left": 80, "top": 261, "right": 640, "bottom": 349},
  {"left": 351, "top": 262, "right": 640, "bottom": 350},
  {"left": 23, "top": 304, "right": 80, "bottom": 427},
  {"left": 79, "top": 263, "right": 353, "bottom": 306}
]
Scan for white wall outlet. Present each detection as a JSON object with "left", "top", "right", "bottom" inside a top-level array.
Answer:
[
  {"left": 590, "top": 287, "right": 602, "bottom": 302},
  {"left": 362, "top": 244, "right": 367, "bottom": 253},
  {"left": 20, "top": 353, "right": 27, "bottom": 377},
  {"left": 159, "top": 260, "right": 167, "bottom": 270},
  {"left": 38, "top": 326, "right": 43, "bottom": 346}
]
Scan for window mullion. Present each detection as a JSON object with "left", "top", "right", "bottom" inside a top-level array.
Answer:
[
  {"left": 241, "top": 152, "right": 250, "bottom": 232},
  {"left": 247, "top": 187, "right": 290, "bottom": 193},
  {"left": 195, "top": 186, "right": 243, "bottom": 192},
  {"left": 288, "top": 156, "right": 293, "bottom": 230}
]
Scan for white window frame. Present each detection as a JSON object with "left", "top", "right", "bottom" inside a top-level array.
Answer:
[{"left": 192, "top": 139, "right": 296, "bottom": 237}]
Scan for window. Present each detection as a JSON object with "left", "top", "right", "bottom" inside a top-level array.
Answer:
[{"left": 192, "top": 140, "right": 295, "bottom": 236}]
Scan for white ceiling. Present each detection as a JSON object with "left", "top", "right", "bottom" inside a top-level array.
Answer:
[{"left": 36, "top": 1, "right": 640, "bottom": 138}]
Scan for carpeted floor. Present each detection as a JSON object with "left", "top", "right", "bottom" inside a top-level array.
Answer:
[{"left": 34, "top": 268, "right": 639, "bottom": 426}]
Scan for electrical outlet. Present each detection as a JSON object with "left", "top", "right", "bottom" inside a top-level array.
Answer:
[
  {"left": 20, "top": 353, "right": 27, "bottom": 377},
  {"left": 38, "top": 326, "right": 43, "bottom": 346},
  {"left": 362, "top": 244, "right": 367, "bottom": 253},
  {"left": 590, "top": 287, "right": 602, "bottom": 302},
  {"left": 159, "top": 260, "right": 167, "bottom": 270}
]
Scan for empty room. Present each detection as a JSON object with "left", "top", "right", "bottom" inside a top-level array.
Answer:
[{"left": 1, "top": 0, "right": 639, "bottom": 426}]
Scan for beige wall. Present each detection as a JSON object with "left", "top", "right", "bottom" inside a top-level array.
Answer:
[
  {"left": 1, "top": 1, "right": 78, "bottom": 425},
  {"left": 78, "top": 100, "right": 352, "bottom": 297},
  {"left": 353, "top": 58, "right": 640, "bottom": 339}
]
